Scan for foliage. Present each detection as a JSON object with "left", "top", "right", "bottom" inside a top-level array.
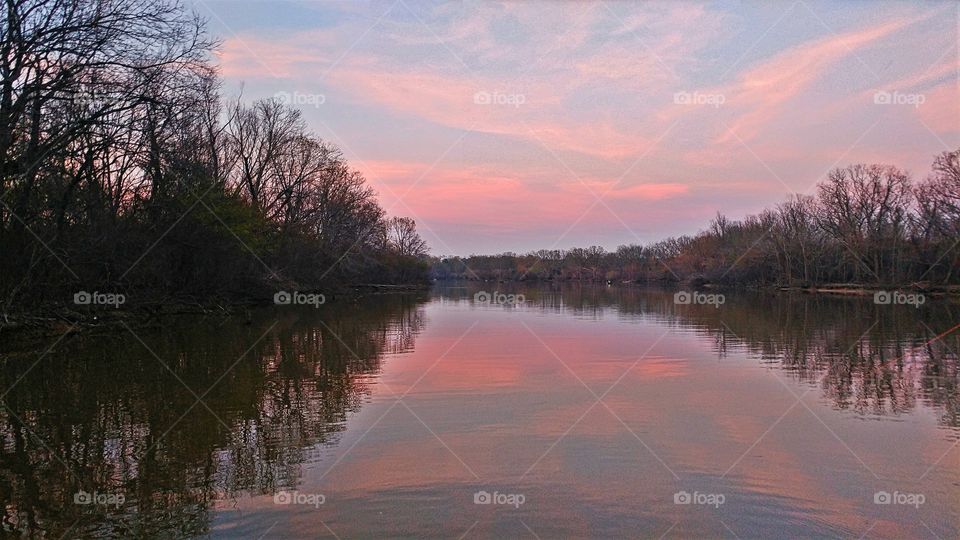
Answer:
[{"left": 0, "top": 0, "right": 429, "bottom": 311}]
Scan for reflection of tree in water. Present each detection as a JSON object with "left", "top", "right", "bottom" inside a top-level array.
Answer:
[
  {"left": 674, "top": 293, "right": 959, "bottom": 431},
  {"left": 439, "top": 283, "right": 960, "bottom": 430},
  {"left": 0, "top": 293, "right": 427, "bottom": 538}
]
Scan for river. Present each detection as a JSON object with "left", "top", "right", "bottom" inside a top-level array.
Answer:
[{"left": 0, "top": 283, "right": 957, "bottom": 538}]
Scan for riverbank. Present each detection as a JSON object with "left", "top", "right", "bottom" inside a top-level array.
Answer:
[
  {"left": 7, "top": 279, "right": 955, "bottom": 340},
  {"left": 0, "top": 283, "right": 430, "bottom": 340},
  {"left": 775, "top": 282, "right": 960, "bottom": 297},
  {"left": 434, "top": 277, "right": 960, "bottom": 296}
]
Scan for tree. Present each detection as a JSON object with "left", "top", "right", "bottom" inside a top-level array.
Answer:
[
  {"left": 913, "top": 148, "right": 960, "bottom": 283},
  {"left": 387, "top": 216, "right": 428, "bottom": 257},
  {"left": 0, "top": 0, "right": 212, "bottom": 229},
  {"left": 1, "top": 0, "right": 431, "bottom": 311},
  {"left": 816, "top": 164, "right": 912, "bottom": 282}
]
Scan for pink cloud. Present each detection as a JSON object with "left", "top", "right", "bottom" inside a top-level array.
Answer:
[
  {"left": 216, "top": 33, "right": 336, "bottom": 79},
  {"left": 211, "top": 2, "right": 956, "bottom": 253},
  {"left": 214, "top": 2, "right": 728, "bottom": 162},
  {"left": 917, "top": 83, "right": 960, "bottom": 135},
  {"left": 715, "top": 15, "right": 923, "bottom": 144},
  {"left": 357, "top": 160, "right": 690, "bottom": 235},
  {"left": 327, "top": 65, "right": 657, "bottom": 160}
]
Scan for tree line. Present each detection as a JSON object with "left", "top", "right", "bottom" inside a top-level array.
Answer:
[
  {"left": 433, "top": 150, "right": 960, "bottom": 288},
  {"left": 0, "top": 0, "right": 429, "bottom": 314}
]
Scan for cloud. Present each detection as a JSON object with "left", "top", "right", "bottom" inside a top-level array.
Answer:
[
  {"left": 217, "top": 33, "right": 337, "bottom": 79},
  {"left": 215, "top": 1, "right": 728, "bottom": 161},
  {"left": 715, "top": 15, "right": 925, "bottom": 144},
  {"left": 358, "top": 160, "right": 690, "bottom": 235},
  {"left": 211, "top": 2, "right": 959, "bottom": 253}
]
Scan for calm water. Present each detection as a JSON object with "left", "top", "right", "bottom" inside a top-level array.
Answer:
[{"left": 1, "top": 284, "right": 958, "bottom": 538}]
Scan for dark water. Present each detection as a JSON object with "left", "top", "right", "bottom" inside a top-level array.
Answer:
[{"left": 1, "top": 284, "right": 958, "bottom": 538}]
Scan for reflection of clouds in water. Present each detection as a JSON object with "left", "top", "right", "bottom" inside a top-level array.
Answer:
[
  {"left": 0, "top": 285, "right": 957, "bottom": 538},
  {"left": 435, "top": 283, "right": 960, "bottom": 429}
]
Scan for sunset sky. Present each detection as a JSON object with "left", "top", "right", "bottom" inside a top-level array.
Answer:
[{"left": 199, "top": 0, "right": 959, "bottom": 256}]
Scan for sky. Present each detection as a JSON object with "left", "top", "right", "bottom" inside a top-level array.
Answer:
[{"left": 196, "top": 0, "right": 959, "bottom": 256}]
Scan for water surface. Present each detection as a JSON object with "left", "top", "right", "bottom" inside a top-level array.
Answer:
[{"left": 1, "top": 285, "right": 957, "bottom": 538}]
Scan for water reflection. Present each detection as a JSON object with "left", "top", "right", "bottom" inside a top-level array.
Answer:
[
  {"left": 0, "top": 284, "right": 957, "bottom": 538},
  {"left": 0, "top": 293, "right": 427, "bottom": 537},
  {"left": 440, "top": 283, "right": 960, "bottom": 431}
]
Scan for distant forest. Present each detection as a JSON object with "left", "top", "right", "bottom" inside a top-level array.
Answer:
[
  {"left": 432, "top": 152, "right": 960, "bottom": 288},
  {"left": 0, "top": 0, "right": 429, "bottom": 314}
]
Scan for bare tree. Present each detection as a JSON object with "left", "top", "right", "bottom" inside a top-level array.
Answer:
[
  {"left": 227, "top": 99, "right": 304, "bottom": 214},
  {"left": 0, "top": 0, "right": 212, "bottom": 228},
  {"left": 387, "top": 216, "right": 428, "bottom": 257},
  {"left": 817, "top": 164, "right": 912, "bottom": 282},
  {"left": 913, "top": 148, "right": 960, "bottom": 283}
]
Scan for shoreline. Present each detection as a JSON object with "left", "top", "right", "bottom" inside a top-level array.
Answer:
[
  {"left": 3, "top": 280, "right": 955, "bottom": 340},
  {"left": 0, "top": 283, "right": 430, "bottom": 340},
  {"left": 433, "top": 277, "right": 960, "bottom": 296}
]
